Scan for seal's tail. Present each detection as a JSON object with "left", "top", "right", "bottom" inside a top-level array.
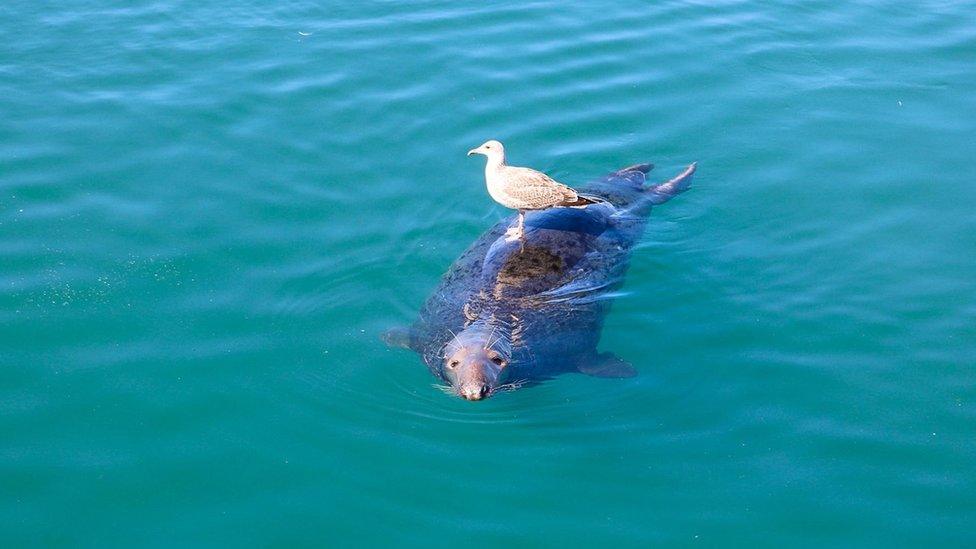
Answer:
[{"left": 647, "top": 162, "right": 697, "bottom": 205}]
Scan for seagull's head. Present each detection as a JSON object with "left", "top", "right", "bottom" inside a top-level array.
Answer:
[{"left": 467, "top": 140, "right": 505, "bottom": 162}]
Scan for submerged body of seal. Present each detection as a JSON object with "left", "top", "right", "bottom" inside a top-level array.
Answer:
[{"left": 384, "top": 161, "right": 697, "bottom": 400}]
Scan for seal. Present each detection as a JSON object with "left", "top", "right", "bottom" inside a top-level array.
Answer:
[{"left": 384, "top": 161, "right": 697, "bottom": 400}]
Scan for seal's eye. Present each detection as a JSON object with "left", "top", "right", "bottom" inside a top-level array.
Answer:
[
  {"left": 448, "top": 360, "right": 459, "bottom": 369},
  {"left": 490, "top": 356, "right": 505, "bottom": 366}
]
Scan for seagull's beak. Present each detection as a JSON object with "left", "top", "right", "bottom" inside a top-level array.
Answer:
[{"left": 467, "top": 148, "right": 479, "bottom": 156}]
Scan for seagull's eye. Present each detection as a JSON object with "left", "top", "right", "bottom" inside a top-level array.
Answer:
[
  {"left": 490, "top": 356, "right": 505, "bottom": 366},
  {"left": 448, "top": 360, "right": 459, "bottom": 369},
  {"left": 485, "top": 145, "right": 491, "bottom": 149}
]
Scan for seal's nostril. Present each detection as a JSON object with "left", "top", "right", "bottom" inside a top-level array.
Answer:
[{"left": 460, "top": 386, "right": 489, "bottom": 401}]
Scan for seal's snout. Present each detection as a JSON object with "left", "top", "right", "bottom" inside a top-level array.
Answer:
[{"left": 460, "top": 385, "right": 490, "bottom": 401}]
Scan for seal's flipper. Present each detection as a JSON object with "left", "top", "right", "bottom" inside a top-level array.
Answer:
[
  {"left": 616, "top": 163, "right": 653, "bottom": 175},
  {"left": 577, "top": 352, "right": 637, "bottom": 378},
  {"left": 647, "top": 162, "right": 696, "bottom": 205},
  {"left": 381, "top": 326, "right": 415, "bottom": 350}
]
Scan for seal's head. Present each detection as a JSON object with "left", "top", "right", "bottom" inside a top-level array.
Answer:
[
  {"left": 467, "top": 140, "right": 506, "bottom": 164},
  {"left": 440, "top": 326, "right": 512, "bottom": 401}
]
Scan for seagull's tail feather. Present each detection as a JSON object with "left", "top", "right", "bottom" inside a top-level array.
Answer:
[{"left": 562, "top": 195, "right": 600, "bottom": 207}]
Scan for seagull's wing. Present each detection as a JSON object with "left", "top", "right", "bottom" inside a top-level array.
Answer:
[{"left": 501, "top": 167, "right": 579, "bottom": 209}]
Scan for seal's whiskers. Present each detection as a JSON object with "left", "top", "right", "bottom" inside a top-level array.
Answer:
[{"left": 493, "top": 380, "right": 526, "bottom": 393}]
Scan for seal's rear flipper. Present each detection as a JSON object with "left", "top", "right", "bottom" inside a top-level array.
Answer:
[
  {"left": 577, "top": 352, "right": 637, "bottom": 378},
  {"left": 381, "top": 326, "right": 414, "bottom": 350},
  {"left": 617, "top": 163, "right": 654, "bottom": 175},
  {"left": 648, "top": 162, "right": 697, "bottom": 205}
]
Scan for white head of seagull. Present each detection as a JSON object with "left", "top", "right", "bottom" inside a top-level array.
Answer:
[{"left": 467, "top": 140, "right": 506, "bottom": 165}]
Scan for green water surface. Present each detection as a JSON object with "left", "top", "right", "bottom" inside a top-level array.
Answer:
[{"left": 2, "top": 1, "right": 975, "bottom": 546}]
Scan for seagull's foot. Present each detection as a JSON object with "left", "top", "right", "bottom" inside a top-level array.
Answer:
[{"left": 504, "top": 226, "right": 522, "bottom": 242}]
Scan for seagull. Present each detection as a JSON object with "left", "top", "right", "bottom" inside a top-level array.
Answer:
[{"left": 467, "top": 140, "right": 596, "bottom": 243}]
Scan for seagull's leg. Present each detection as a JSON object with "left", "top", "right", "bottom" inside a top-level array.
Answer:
[
  {"left": 505, "top": 210, "right": 525, "bottom": 242},
  {"left": 517, "top": 210, "right": 526, "bottom": 252}
]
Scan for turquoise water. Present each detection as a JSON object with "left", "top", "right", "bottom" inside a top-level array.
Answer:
[{"left": 3, "top": 0, "right": 975, "bottom": 545}]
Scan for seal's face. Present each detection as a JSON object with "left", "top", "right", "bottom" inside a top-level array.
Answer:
[{"left": 441, "top": 330, "right": 511, "bottom": 401}]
